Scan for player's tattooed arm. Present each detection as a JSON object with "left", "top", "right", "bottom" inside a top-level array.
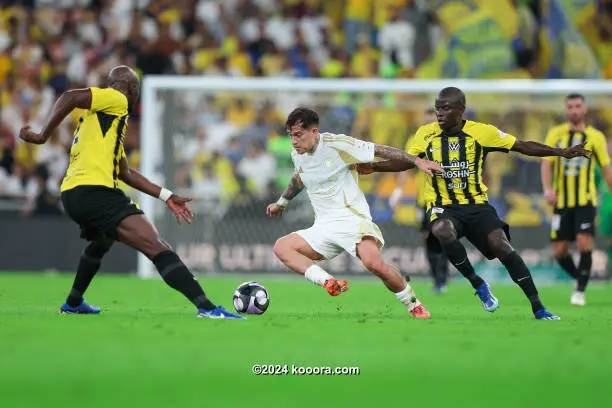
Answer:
[
  {"left": 371, "top": 145, "right": 443, "bottom": 176},
  {"left": 281, "top": 172, "right": 305, "bottom": 200},
  {"left": 19, "top": 89, "right": 92, "bottom": 144},
  {"left": 370, "top": 160, "right": 415, "bottom": 172},
  {"left": 512, "top": 140, "right": 591, "bottom": 159},
  {"left": 374, "top": 144, "right": 419, "bottom": 164},
  {"left": 267, "top": 172, "right": 303, "bottom": 217}
]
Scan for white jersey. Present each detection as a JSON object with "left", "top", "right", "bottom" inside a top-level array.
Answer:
[{"left": 291, "top": 132, "right": 375, "bottom": 221}]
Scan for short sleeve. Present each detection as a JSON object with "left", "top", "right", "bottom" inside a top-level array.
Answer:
[
  {"left": 90, "top": 87, "right": 128, "bottom": 116},
  {"left": 477, "top": 124, "right": 517, "bottom": 152},
  {"left": 323, "top": 134, "right": 375, "bottom": 164},
  {"left": 541, "top": 128, "right": 558, "bottom": 162},
  {"left": 591, "top": 132, "right": 611, "bottom": 167},
  {"left": 405, "top": 126, "right": 428, "bottom": 157}
]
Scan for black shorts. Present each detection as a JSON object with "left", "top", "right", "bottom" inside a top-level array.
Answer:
[
  {"left": 551, "top": 206, "right": 596, "bottom": 242},
  {"left": 426, "top": 203, "right": 510, "bottom": 260},
  {"left": 61, "top": 185, "right": 143, "bottom": 241}
]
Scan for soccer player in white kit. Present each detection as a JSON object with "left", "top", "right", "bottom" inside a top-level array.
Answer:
[{"left": 266, "top": 108, "right": 443, "bottom": 318}]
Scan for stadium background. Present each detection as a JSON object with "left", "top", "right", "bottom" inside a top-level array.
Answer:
[{"left": 1, "top": 0, "right": 612, "bottom": 281}]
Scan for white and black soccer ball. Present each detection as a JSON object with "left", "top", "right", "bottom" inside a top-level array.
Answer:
[{"left": 233, "top": 281, "right": 270, "bottom": 315}]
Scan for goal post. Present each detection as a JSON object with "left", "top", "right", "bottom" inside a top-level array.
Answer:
[{"left": 138, "top": 77, "right": 612, "bottom": 280}]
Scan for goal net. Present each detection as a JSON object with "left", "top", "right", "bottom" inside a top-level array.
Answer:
[{"left": 138, "top": 77, "right": 612, "bottom": 280}]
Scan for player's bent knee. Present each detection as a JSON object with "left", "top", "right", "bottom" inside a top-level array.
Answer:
[
  {"left": 85, "top": 240, "right": 113, "bottom": 259},
  {"left": 431, "top": 220, "right": 456, "bottom": 244},
  {"left": 487, "top": 232, "right": 514, "bottom": 259},
  {"left": 576, "top": 235, "right": 594, "bottom": 253},
  {"left": 273, "top": 237, "right": 292, "bottom": 261},
  {"left": 360, "top": 255, "right": 386, "bottom": 275},
  {"left": 552, "top": 242, "right": 570, "bottom": 259}
]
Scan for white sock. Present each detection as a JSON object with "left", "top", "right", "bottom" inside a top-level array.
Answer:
[
  {"left": 395, "top": 284, "right": 420, "bottom": 311},
  {"left": 304, "top": 264, "right": 333, "bottom": 286}
]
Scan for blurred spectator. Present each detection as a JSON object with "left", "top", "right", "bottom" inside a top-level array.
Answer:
[
  {"left": 512, "top": 0, "right": 540, "bottom": 75},
  {"left": 35, "top": 130, "right": 68, "bottom": 195},
  {"left": 237, "top": 142, "right": 276, "bottom": 199},
  {"left": 192, "top": 164, "right": 222, "bottom": 205},
  {"left": 266, "top": 6, "right": 297, "bottom": 51},
  {"left": 350, "top": 37, "right": 379, "bottom": 78},
  {"left": 320, "top": 48, "right": 348, "bottom": 78},
  {"left": 344, "top": 0, "right": 372, "bottom": 55},
  {"left": 378, "top": 6, "right": 415, "bottom": 76},
  {"left": 258, "top": 42, "right": 286, "bottom": 76},
  {"left": 239, "top": 108, "right": 273, "bottom": 150},
  {"left": 22, "top": 164, "right": 62, "bottom": 217}
]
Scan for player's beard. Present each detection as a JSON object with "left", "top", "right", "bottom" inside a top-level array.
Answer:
[
  {"left": 309, "top": 135, "right": 320, "bottom": 153},
  {"left": 568, "top": 116, "right": 585, "bottom": 127}
]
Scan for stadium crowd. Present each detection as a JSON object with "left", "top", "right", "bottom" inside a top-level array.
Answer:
[{"left": 1, "top": 0, "right": 612, "bottom": 226}]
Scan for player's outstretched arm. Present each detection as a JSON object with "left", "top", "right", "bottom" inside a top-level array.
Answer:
[
  {"left": 118, "top": 157, "right": 193, "bottom": 224},
  {"left": 512, "top": 140, "right": 591, "bottom": 159},
  {"left": 19, "top": 89, "right": 92, "bottom": 145},
  {"left": 363, "top": 145, "right": 443, "bottom": 176},
  {"left": 266, "top": 172, "right": 304, "bottom": 218}
]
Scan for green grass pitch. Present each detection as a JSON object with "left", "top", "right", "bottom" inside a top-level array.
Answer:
[{"left": 1, "top": 272, "right": 611, "bottom": 408}]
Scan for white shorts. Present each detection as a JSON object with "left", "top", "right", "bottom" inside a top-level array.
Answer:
[{"left": 295, "top": 216, "right": 385, "bottom": 260}]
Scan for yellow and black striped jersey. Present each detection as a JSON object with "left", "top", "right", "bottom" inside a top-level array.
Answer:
[
  {"left": 543, "top": 124, "right": 610, "bottom": 208},
  {"left": 406, "top": 120, "right": 517, "bottom": 207},
  {"left": 61, "top": 87, "right": 129, "bottom": 192}
]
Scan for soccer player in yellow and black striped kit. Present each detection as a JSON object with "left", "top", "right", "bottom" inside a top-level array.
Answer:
[
  {"left": 19, "top": 66, "right": 243, "bottom": 319},
  {"left": 390, "top": 109, "right": 449, "bottom": 293},
  {"left": 541, "top": 93, "right": 612, "bottom": 306},
  {"left": 361, "top": 87, "right": 590, "bottom": 320}
]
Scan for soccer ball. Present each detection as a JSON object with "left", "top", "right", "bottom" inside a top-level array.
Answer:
[{"left": 233, "top": 281, "right": 270, "bottom": 314}]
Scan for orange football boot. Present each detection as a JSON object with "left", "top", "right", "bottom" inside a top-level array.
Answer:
[
  {"left": 323, "top": 278, "right": 349, "bottom": 296},
  {"left": 410, "top": 303, "right": 431, "bottom": 319}
]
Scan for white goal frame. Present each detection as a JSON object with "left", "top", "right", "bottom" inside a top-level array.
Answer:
[{"left": 139, "top": 76, "right": 612, "bottom": 278}]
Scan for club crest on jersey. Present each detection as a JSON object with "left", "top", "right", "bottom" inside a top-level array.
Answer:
[
  {"left": 449, "top": 141, "right": 460, "bottom": 151},
  {"left": 432, "top": 207, "right": 444, "bottom": 214}
]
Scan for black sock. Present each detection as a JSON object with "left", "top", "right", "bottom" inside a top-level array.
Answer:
[
  {"left": 501, "top": 251, "right": 544, "bottom": 313},
  {"left": 152, "top": 251, "right": 216, "bottom": 310},
  {"left": 556, "top": 254, "right": 578, "bottom": 279},
  {"left": 440, "top": 240, "right": 484, "bottom": 289},
  {"left": 576, "top": 251, "right": 592, "bottom": 292},
  {"left": 66, "top": 241, "right": 111, "bottom": 307},
  {"left": 435, "top": 252, "right": 449, "bottom": 286},
  {"left": 427, "top": 248, "right": 448, "bottom": 287}
]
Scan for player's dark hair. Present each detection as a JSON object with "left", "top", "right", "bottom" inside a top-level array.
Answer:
[
  {"left": 286, "top": 107, "right": 319, "bottom": 130},
  {"left": 566, "top": 93, "right": 585, "bottom": 101},
  {"left": 438, "top": 87, "right": 466, "bottom": 107}
]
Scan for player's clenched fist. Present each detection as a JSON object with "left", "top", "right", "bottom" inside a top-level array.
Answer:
[
  {"left": 19, "top": 125, "right": 42, "bottom": 144},
  {"left": 266, "top": 203, "right": 285, "bottom": 218}
]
